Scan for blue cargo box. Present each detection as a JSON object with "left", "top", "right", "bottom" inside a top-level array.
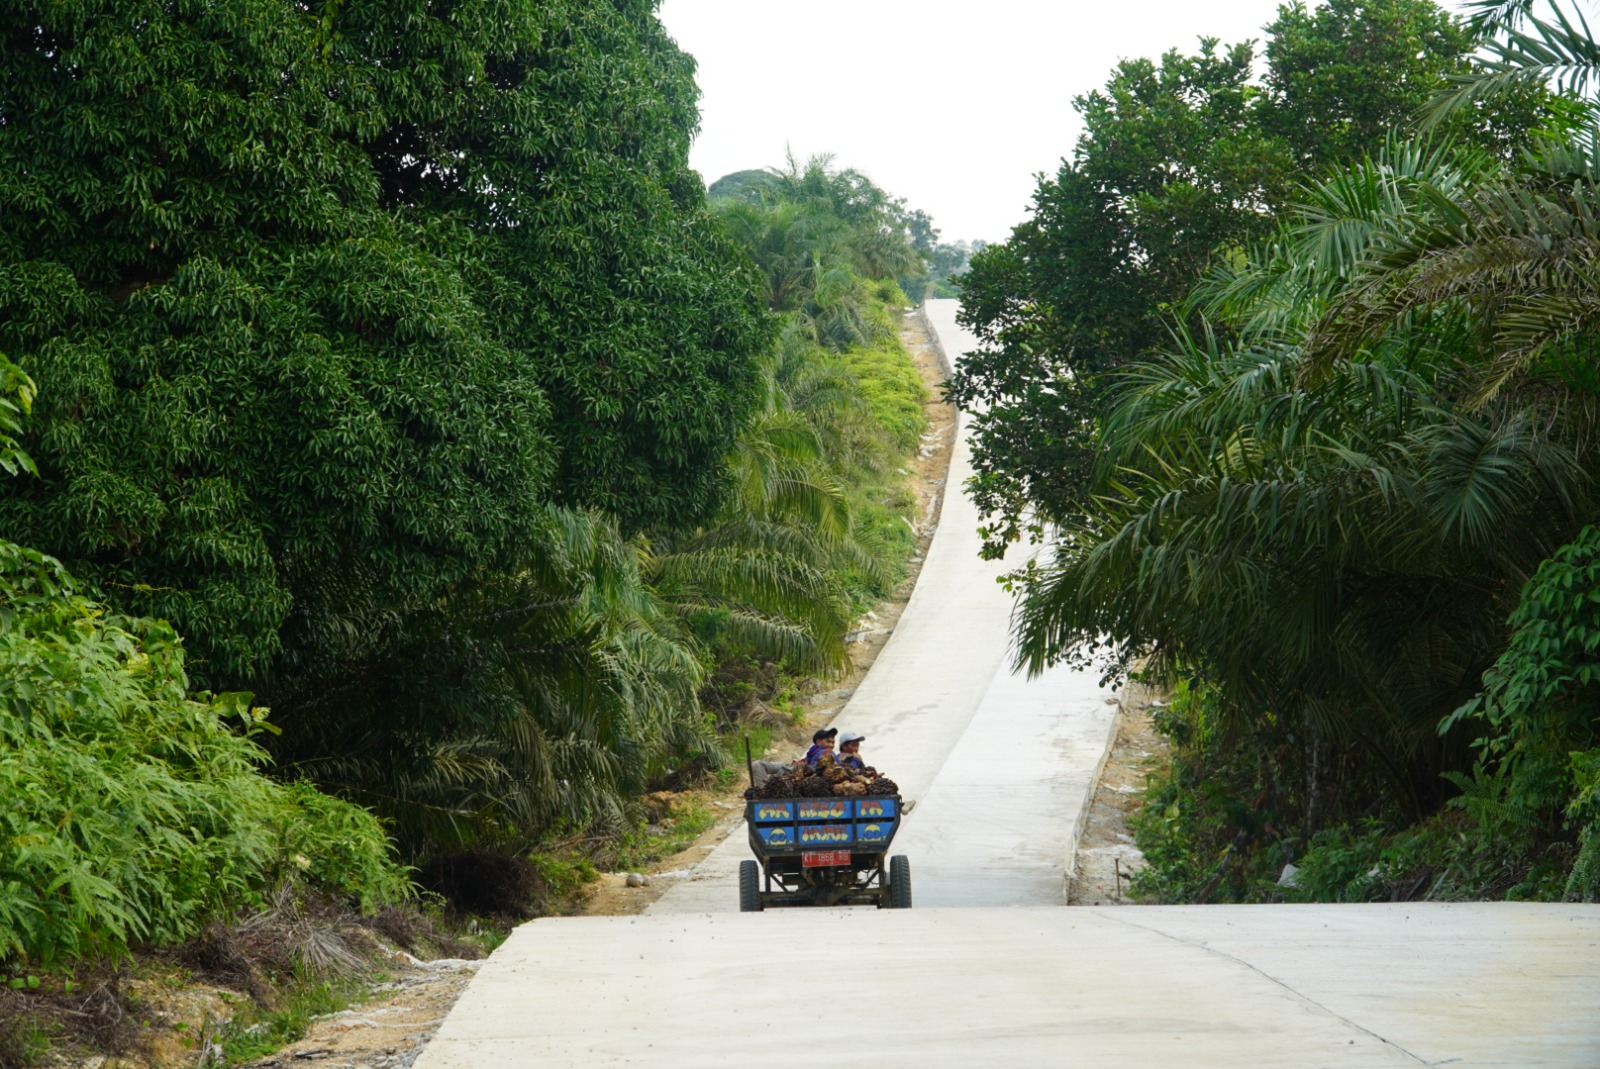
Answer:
[
  {"left": 752, "top": 797, "right": 898, "bottom": 822},
  {"left": 746, "top": 795, "right": 901, "bottom": 856}
]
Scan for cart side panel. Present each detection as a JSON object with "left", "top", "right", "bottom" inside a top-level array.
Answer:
[
  {"left": 754, "top": 825, "right": 799, "bottom": 848},
  {"left": 750, "top": 801, "right": 796, "bottom": 823},
  {"left": 855, "top": 821, "right": 894, "bottom": 845},
  {"left": 795, "top": 799, "right": 852, "bottom": 820},
  {"left": 745, "top": 795, "right": 902, "bottom": 859}
]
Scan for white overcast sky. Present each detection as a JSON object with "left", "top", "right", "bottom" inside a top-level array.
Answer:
[{"left": 657, "top": 0, "right": 1304, "bottom": 242}]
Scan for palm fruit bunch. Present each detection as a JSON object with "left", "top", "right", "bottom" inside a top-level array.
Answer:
[
  {"left": 752, "top": 774, "right": 801, "bottom": 799},
  {"left": 796, "top": 772, "right": 831, "bottom": 795},
  {"left": 743, "top": 750, "right": 895, "bottom": 800}
]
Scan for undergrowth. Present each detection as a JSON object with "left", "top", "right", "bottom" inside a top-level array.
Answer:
[
  {"left": 615, "top": 801, "right": 717, "bottom": 872},
  {"left": 1129, "top": 678, "right": 1588, "bottom": 904},
  {"left": 0, "top": 540, "right": 411, "bottom": 968},
  {"left": 0, "top": 894, "right": 493, "bottom": 1069}
]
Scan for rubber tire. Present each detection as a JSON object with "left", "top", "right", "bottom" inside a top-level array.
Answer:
[
  {"left": 739, "top": 860, "right": 764, "bottom": 912},
  {"left": 888, "top": 855, "right": 912, "bottom": 909}
]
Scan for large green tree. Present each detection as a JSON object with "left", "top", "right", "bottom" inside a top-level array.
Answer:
[
  {"left": 1262, "top": 0, "right": 1479, "bottom": 163},
  {"left": 0, "top": 0, "right": 770, "bottom": 687},
  {"left": 947, "top": 0, "right": 1532, "bottom": 556},
  {"left": 948, "top": 39, "right": 1287, "bottom": 553},
  {"left": 1016, "top": 135, "right": 1600, "bottom": 897}
]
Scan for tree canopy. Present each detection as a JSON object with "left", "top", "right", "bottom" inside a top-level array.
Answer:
[
  {"left": 975, "top": 0, "right": 1598, "bottom": 902},
  {"left": 947, "top": 0, "right": 1538, "bottom": 556},
  {"left": 0, "top": 0, "right": 771, "bottom": 687}
]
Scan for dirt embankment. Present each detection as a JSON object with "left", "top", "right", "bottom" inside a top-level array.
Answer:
[{"left": 1069, "top": 677, "right": 1169, "bottom": 905}]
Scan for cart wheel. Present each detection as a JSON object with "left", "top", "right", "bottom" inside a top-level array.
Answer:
[
  {"left": 739, "top": 860, "right": 764, "bottom": 912},
  {"left": 888, "top": 855, "right": 912, "bottom": 909}
]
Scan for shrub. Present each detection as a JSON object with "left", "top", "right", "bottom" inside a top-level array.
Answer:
[
  {"left": 270, "top": 783, "right": 413, "bottom": 915},
  {"left": 0, "top": 540, "right": 408, "bottom": 966},
  {"left": 844, "top": 342, "right": 929, "bottom": 453}
]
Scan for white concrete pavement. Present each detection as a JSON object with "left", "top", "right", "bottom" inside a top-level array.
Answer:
[
  {"left": 414, "top": 904, "right": 1600, "bottom": 1068},
  {"left": 648, "top": 299, "right": 1115, "bottom": 913}
]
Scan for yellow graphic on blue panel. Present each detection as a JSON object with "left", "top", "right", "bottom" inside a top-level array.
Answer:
[
  {"left": 797, "top": 799, "right": 851, "bottom": 820},
  {"left": 753, "top": 803, "right": 794, "bottom": 823},
  {"left": 855, "top": 821, "right": 892, "bottom": 844},
  {"left": 798, "top": 824, "right": 853, "bottom": 845},
  {"left": 857, "top": 798, "right": 896, "bottom": 819},
  {"left": 757, "top": 826, "right": 793, "bottom": 847}
]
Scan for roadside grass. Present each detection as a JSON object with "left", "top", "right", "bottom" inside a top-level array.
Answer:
[
  {"left": 202, "top": 974, "right": 359, "bottom": 1066},
  {"left": 616, "top": 800, "right": 718, "bottom": 872}
]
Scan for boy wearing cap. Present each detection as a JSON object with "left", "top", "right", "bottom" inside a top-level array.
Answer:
[
  {"left": 837, "top": 731, "right": 866, "bottom": 769},
  {"left": 803, "top": 727, "right": 837, "bottom": 766}
]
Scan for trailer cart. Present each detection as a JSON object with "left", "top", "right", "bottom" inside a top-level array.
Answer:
[{"left": 739, "top": 795, "right": 911, "bottom": 910}]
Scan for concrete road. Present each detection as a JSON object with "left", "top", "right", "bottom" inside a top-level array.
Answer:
[
  {"left": 415, "top": 905, "right": 1599, "bottom": 1068},
  {"left": 413, "top": 301, "right": 1600, "bottom": 1066}
]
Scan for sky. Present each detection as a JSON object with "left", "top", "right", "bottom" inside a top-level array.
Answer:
[{"left": 656, "top": 0, "right": 1298, "bottom": 243}]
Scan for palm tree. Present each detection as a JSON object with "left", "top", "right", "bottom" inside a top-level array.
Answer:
[
  {"left": 1016, "top": 137, "right": 1599, "bottom": 833},
  {"left": 645, "top": 333, "right": 896, "bottom": 679},
  {"left": 267, "top": 506, "right": 714, "bottom": 854}
]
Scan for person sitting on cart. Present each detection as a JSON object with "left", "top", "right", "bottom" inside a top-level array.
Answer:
[
  {"left": 837, "top": 730, "right": 867, "bottom": 769},
  {"left": 802, "top": 727, "right": 837, "bottom": 765},
  {"left": 750, "top": 727, "right": 835, "bottom": 787}
]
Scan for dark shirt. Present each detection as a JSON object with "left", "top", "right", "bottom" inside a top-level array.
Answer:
[
  {"left": 839, "top": 753, "right": 864, "bottom": 770},
  {"left": 803, "top": 744, "right": 830, "bottom": 765}
]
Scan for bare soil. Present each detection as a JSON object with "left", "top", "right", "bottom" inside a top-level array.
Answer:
[
  {"left": 1067, "top": 677, "right": 1171, "bottom": 905},
  {"left": 237, "top": 956, "right": 482, "bottom": 1069}
]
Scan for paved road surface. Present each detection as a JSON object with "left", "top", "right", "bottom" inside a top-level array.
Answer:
[
  {"left": 414, "top": 301, "right": 1599, "bottom": 1068},
  {"left": 415, "top": 904, "right": 1597, "bottom": 1068}
]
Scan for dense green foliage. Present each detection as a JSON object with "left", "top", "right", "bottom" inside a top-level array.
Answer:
[
  {"left": 948, "top": 0, "right": 1535, "bottom": 556},
  {"left": 0, "top": 0, "right": 770, "bottom": 688},
  {"left": 1261, "top": 0, "right": 1482, "bottom": 162},
  {"left": 0, "top": 0, "right": 804, "bottom": 878},
  {"left": 1447, "top": 526, "right": 1600, "bottom": 899},
  {"left": 263, "top": 506, "right": 720, "bottom": 853},
  {"left": 969, "top": 0, "right": 1598, "bottom": 901},
  {"left": 1022, "top": 126, "right": 1600, "bottom": 897},
  {"left": 0, "top": 356, "right": 407, "bottom": 966},
  {"left": 0, "top": 1, "right": 936, "bottom": 1008},
  {"left": 290, "top": 152, "right": 939, "bottom": 850},
  {"left": 691, "top": 158, "right": 928, "bottom": 714},
  {"left": 0, "top": 537, "right": 408, "bottom": 965}
]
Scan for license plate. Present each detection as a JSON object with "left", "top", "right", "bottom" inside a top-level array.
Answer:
[{"left": 802, "top": 850, "right": 852, "bottom": 868}]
